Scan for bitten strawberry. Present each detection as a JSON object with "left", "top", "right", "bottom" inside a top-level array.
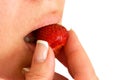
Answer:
[{"left": 36, "top": 24, "right": 68, "bottom": 55}]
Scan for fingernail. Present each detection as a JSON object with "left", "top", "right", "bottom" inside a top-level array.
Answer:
[{"left": 34, "top": 40, "right": 49, "bottom": 63}]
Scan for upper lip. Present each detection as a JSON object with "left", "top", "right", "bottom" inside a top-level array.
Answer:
[{"left": 31, "top": 16, "right": 61, "bottom": 32}]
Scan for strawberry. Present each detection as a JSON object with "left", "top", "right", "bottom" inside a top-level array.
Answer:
[{"left": 36, "top": 24, "right": 68, "bottom": 55}]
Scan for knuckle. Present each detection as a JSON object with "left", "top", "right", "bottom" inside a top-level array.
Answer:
[{"left": 26, "top": 72, "right": 48, "bottom": 80}]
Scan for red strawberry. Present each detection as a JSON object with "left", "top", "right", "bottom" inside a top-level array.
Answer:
[{"left": 36, "top": 24, "right": 68, "bottom": 55}]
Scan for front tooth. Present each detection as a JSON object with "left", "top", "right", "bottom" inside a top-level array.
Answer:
[
  {"left": 24, "top": 36, "right": 36, "bottom": 43},
  {"left": 24, "top": 36, "right": 31, "bottom": 42}
]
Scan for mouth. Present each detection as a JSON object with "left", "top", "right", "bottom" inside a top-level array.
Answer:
[
  {"left": 23, "top": 15, "right": 62, "bottom": 55},
  {"left": 24, "top": 23, "right": 59, "bottom": 53}
]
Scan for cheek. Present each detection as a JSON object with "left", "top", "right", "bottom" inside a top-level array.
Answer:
[
  {"left": 0, "top": 0, "right": 25, "bottom": 39},
  {"left": 0, "top": 0, "right": 28, "bottom": 55},
  {"left": 0, "top": 0, "right": 22, "bottom": 23}
]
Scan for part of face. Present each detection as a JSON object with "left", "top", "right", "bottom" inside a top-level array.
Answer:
[{"left": 0, "top": 0, "right": 65, "bottom": 67}]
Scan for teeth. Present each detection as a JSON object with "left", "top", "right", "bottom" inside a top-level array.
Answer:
[
  {"left": 24, "top": 36, "right": 30, "bottom": 42},
  {"left": 24, "top": 36, "right": 36, "bottom": 43}
]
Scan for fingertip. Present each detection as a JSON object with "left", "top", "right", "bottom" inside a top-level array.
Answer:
[
  {"left": 56, "top": 29, "right": 81, "bottom": 67},
  {"left": 64, "top": 29, "right": 96, "bottom": 79},
  {"left": 65, "top": 29, "right": 82, "bottom": 55},
  {"left": 34, "top": 40, "right": 49, "bottom": 63},
  {"left": 45, "top": 47, "right": 55, "bottom": 67},
  {"left": 25, "top": 42, "right": 55, "bottom": 80}
]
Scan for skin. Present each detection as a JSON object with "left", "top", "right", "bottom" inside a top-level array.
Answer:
[{"left": 0, "top": 0, "right": 98, "bottom": 80}]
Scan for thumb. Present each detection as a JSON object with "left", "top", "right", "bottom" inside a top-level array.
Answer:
[{"left": 26, "top": 40, "right": 55, "bottom": 80}]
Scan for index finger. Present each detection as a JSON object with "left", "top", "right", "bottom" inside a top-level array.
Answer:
[{"left": 57, "top": 30, "right": 98, "bottom": 80}]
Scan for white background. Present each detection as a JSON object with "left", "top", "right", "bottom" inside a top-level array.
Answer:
[{"left": 55, "top": 0, "right": 120, "bottom": 80}]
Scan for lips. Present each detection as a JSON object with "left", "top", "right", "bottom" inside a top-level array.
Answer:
[{"left": 24, "top": 16, "right": 61, "bottom": 52}]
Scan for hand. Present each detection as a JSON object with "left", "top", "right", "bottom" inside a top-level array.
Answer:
[{"left": 25, "top": 30, "right": 98, "bottom": 80}]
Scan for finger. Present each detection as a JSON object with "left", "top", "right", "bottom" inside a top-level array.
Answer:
[
  {"left": 64, "top": 30, "right": 98, "bottom": 80},
  {"left": 53, "top": 72, "right": 68, "bottom": 80},
  {"left": 56, "top": 49, "right": 68, "bottom": 67},
  {"left": 26, "top": 40, "right": 55, "bottom": 80}
]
